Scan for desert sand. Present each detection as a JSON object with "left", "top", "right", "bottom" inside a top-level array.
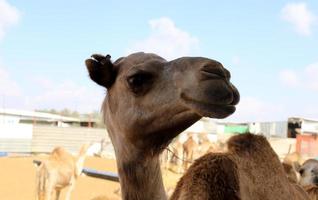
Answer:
[{"left": 0, "top": 155, "right": 180, "bottom": 200}]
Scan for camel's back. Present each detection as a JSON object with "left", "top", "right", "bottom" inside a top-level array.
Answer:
[
  {"left": 46, "top": 147, "right": 76, "bottom": 185},
  {"left": 50, "top": 147, "right": 75, "bottom": 164},
  {"left": 228, "top": 134, "right": 309, "bottom": 200},
  {"left": 170, "top": 153, "right": 240, "bottom": 200}
]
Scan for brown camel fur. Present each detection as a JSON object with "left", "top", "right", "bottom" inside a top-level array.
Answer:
[
  {"left": 183, "top": 135, "right": 199, "bottom": 171},
  {"left": 36, "top": 144, "right": 90, "bottom": 200},
  {"left": 304, "top": 185, "right": 318, "bottom": 200},
  {"left": 170, "top": 133, "right": 309, "bottom": 200},
  {"left": 86, "top": 52, "right": 239, "bottom": 200}
]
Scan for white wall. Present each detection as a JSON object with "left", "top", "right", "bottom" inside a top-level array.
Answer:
[
  {"left": 0, "top": 115, "right": 20, "bottom": 125},
  {"left": 0, "top": 124, "right": 33, "bottom": 139}
]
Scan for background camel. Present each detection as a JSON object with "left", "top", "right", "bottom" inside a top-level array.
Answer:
[
  {"left": 86, "top": 52, "right": 239, "bottom": 200},
  {"left": 170, "top": 133, "right": 309, "bottom": 200},
  {"left": 36, "top": 144, "right": 90, "bottom": 200},
  {"left": 161, "top": 140, "right": 184, "bottom": 174},
  {"left": 197, "top": 133, "right": 212, "bottom": 155},
  {"left": 182, "top": 134, "right": 198, "bottom": 171},
  {"left": 282, "top": 151, "right": 303, "bottom": 184},
  {"left": 284, "top": 151, "right": 303, "bottom": 165},
  {"left": 299, "top": 159, "right": 318, "bottom": 187},
  {"left": 282, "top": 162, "right": 299, "bottom": 184}
]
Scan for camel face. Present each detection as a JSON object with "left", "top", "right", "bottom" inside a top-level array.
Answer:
[
  {"left": 86, "top": 52, "right": 239, "bottom": 150},
  {"left": 299, "top": 159, "right": 318, "bottom": 187},
  {"left": 170, "top": 57, "right": 239, "bottom": 119}
]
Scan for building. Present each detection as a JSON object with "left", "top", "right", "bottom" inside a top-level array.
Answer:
[
  {"left": 0, "top": 108, "right": 97, "bottom": 127},
  {"left": 0, "top": 109, "right": 106, "bottom": 154},
  {"left": 288, "top": 117, "right": 318, "bottom": 137}
]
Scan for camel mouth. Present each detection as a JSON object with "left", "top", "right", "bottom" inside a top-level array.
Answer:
[
  {"left": 180, "top": 93, "right": 236, "bottom": 119},
  {"left": 200, "top": 69, "right": 228, "bottom": 80}
]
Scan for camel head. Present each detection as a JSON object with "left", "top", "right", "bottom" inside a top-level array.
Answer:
[
  {"left": 75, "top": 143, "right": 92, "bottom": 177},
  {"left": 85, "top": 52, "right": 239, "bottom": 154},
  {"left": 299, "top": 159, "right": 318, "bottom": 187}
]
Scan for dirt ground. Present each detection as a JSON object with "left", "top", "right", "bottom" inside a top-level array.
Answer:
[
  {"left": 0, "top": 156, "right": 181, "bottom": 200},
  {"left": 0, "top": 138, "right": 296, "bottom": 200}
]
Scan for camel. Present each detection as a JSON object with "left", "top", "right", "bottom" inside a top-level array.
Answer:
[
  {"left": 298, "top": 159, "right": 318, "bottom": 187},
  {"left": 208, "top": 141, "right": 226, "bottom": 153},
  {"left": 161, "top": 140, "right": 184, "bottom": 174},
  {"left": 170, "top": 140, "right": 184, "bottom": 174},
  {"left": 182, "top": 134, "right": 199, "bottom": 171},
  {"left": 86, "top": 52, "right": 311, "bottom": 199},
  {"left": 282, "top": 151, "right": 303, "bottom": 184},
  {"left": 284, "top": 151, "right": 303, "bottom": 166},
  {"left": 86, "top": 52, "right": 239, "bottom": 200},
  {"left": 170, "top": 133, "right": 310, "bottom": 200},
  {"left": 36, "top": 144, "right": 90, "bottom": 200},
  {"left": 282, "top": 162, "right": 299, "bottom": 184},
  {"left": 197, "top": 133, "right": 216, "bottom": 155}
]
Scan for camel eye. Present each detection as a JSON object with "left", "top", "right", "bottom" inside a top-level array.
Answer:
[
  {"left": 127, "top": 72, "right": 153, "bottom": 94},
  {"left": 299, "top": 169, "right": 304, "bottom": 176}
]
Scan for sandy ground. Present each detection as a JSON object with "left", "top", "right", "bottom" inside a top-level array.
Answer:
[
  {"left": 0, "top": 138, "right": 296, "bottom": 200},
  {"left": 0, "top": 155, "right": 181, "bottom": 200}
]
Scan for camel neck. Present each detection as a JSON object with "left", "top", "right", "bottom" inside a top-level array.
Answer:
[{"left": 115, "top": 148, "right": 167, "bottom": 200}]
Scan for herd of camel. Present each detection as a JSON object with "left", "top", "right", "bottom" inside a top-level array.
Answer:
[
  {"left": 161, "top": 133, "right": 225, "bottom": 174},
  {"left": 35, "top": 52, "right": 318, "bottom": 200}
]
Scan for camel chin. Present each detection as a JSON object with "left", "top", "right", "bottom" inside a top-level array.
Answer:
[{"left": 181, "top": 97, "right": 236, "bottom": 118}]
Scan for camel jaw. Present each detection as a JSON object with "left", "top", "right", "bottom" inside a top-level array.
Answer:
[{"left": 180, "top": 94, "right": 236, "bottom": 119}]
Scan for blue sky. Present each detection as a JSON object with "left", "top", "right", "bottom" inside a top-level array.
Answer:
[{"left": 0, "top": 0, "right": 317, "bottom": 122}]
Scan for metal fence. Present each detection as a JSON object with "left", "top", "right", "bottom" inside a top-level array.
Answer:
[
  {"left": 250, "top": 121, "right": 288, "bottom": 138},
  {"left": 0, "top": 124, "right": 109, "bottom": 154},
  {"left": 31, "top": 125, "right": 108, "bottom": 153}
]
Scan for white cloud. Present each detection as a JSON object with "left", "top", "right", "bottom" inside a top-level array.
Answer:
[
  {"left": 279, "top": 69, "right": 300, "bottom": 87},
  {"left": 279, "top": 62, "right": 318, "bottom": 91},
  {"left": 281, "top": 2, "right": 316, "bottom": 36},
  {"left": 126, "top": 17, "right": 199, "bottom": 60},
  {"left": 227, "top": 96, "right": 285, "bottom": 122},
  {"left": 0, "top": 0, "right": 20, "bottom": 40},
  {"left": 0, "top": 66, "right": 21, "bottom": 96},
  {"left": 29, "top": 79, "right": 104, "bottom": 112},
  {"left": 0, "top": 67, "right": 104, "bottom": 112},
  {"left": 232, "top": 56, "right": 241, "bottom": 65}
]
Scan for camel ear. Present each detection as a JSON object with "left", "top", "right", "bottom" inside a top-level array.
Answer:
[{"left": 85, "top": 54, "right": 116, "bottom": 88}]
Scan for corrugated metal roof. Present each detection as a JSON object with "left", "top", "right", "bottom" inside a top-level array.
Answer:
[
  {"left": 0, "top": 108, "right": 80, "bottom": 122},
  {"left": 288, "top": 116, "right": 318, "bottom": 123}
]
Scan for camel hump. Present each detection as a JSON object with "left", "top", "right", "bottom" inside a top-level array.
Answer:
[
  {"left": 227, "top": 133, "right": 269, "bottom": 155},
  {"left": 51, "top": 146, "right": 67, "bottom": 155},
  {"left": 171, "top": 153, "right": 241, "bottom": 200}
]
